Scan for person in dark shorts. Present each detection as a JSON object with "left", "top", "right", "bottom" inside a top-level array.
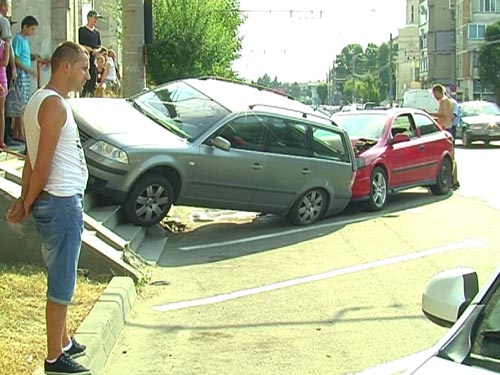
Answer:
[{"left": 78, "top": 10, "right": 102, "bottom": 97}]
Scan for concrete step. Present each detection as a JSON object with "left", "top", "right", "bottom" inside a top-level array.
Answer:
[
  {"left": 84, "top": 214, "right": 128, "bottom": 251},
  {"left": 134, "top": 226, "right": 168, "bottom": 264},
  {"left": 112, "top": 223, "right": 146, "bottom": 252},
  {"left": 0, "top": 155, "right": 25, "bottom": 184},
  {"left": 85, "top": 203, "right": 123, "bottom": 230}
]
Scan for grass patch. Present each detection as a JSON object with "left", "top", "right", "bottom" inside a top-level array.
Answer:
[{"left": 0, "top": 262, "right": 108, "bottom": 375}]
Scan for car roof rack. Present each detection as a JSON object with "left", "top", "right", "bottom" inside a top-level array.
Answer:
[
  {"left": 249, "top": 103, "right": 338, "bottom": 126},
  {"left": 198, "top": 76, "right": 295, "bottom": 100}
]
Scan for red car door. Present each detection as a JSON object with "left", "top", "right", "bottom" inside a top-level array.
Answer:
[
  {"left": 412, "top": 113, "right": 451, "bottom": 181},
  {"left": 386, "top": 114, "right": 428, "bottom": 187}
]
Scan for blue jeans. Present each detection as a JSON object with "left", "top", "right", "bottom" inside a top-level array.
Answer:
[{"left": 31, "top": 192, "right": 84, "bottom": 305}]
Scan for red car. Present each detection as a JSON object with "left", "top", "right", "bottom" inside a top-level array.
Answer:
[{"left": 332, "top": 108, "right": 456, "bottom": 210}]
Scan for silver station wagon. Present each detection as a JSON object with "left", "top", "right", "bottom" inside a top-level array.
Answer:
[{"left": 70, "top": 77, "right": 357, "bottom": 227}]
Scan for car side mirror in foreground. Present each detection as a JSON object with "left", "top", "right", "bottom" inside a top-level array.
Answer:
[
  {"left": 392, "top": 133, "right": 411, "bottom": 144},
  {"left": 212, "top": 136, "right": 231, "bottom": 152},
  {"left": 422, "top": 268, "right": 479, "bottom": 328}
]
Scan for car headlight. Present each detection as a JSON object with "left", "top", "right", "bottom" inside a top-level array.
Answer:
[{"left": 89, "top": 141, "right": 129, "bottom": 164}]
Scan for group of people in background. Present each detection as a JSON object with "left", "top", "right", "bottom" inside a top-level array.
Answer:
[
  {"left": 0, "top": 7, "right": 121, "bottom": 152},
  {"left": 78, "top": 10, "right": 121, "bottom": 98}
]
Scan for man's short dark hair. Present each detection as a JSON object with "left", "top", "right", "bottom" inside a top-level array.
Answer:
[
  {"left": 51, "top": 41, "right": 88, "bottom": 72},
  {"left": 21, "top": 15, "right": 38, "bottom": 28}
]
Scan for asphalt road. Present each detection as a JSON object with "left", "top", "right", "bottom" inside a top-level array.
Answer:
[{"left": 101, "top": 141, "right": 500, "bottom": 375}]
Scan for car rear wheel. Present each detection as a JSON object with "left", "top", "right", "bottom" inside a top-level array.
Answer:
[
  {"left": 288, "top": 188, "right": 327, "bottom": 225},
  {"left": 367, "top": 166, "right": 387, "bottom": 211},
  {"left": 430, "top": 158, "right": 452, "bottom": 195},
  {"left": 123, "top": 173, "right": 173, "bottom": 227}
]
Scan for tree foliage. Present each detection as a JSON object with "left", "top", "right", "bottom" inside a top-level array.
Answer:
[
  {"left": 479, "top": 22, "right": 500, "bottom": 103},
  {"left": 147, "top": 0, "right": 244, "bottom": 85}
]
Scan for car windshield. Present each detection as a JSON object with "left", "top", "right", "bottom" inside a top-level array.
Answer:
[
  {"left": 461, "top": 102, "right": 500, "bottom": 117},
  {"left": 333, "top": 113, "right": 387, "bottom": 139},
  {"left": 129, "top": 81, "right": 231, "bottom": 141}
]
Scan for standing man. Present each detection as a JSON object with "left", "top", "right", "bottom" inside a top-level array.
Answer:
[
  {"left": 6, "top": 41, "right": 91, "bottom": 374},
  {"left": 78, "top": 10, "right": 102, "bottom": 97},
  {"left": 428, "top": 84, "right": 453, "bottom": 132}
]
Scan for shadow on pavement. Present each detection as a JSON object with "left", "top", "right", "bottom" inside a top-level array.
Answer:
[
  {"left": 157, "top": 188, "right": 452, "bottom": 268},
  {"left": 118, "top": 305, "right": 426, "bottom": 332}
]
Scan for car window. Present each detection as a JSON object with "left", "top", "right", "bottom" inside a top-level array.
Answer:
[
  {"left": 391, "top": 114, "right": 415, "bottom": 137},
  {"left": 311, "top": 126, "right": 350, "bottom": 163},
  {"left": 414, "top": 113, "right": 440, "bottom": 136},
  {"left": 469, "top": 281, "right": 500, "bottom": 367},
  {"left": 266, "top": 117, "right": 309, "bottom": 157},
  {"left": 216, "top": 115, "right": 267, "bottom": 152}
]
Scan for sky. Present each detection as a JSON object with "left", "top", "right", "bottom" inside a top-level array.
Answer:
[{"left": 232, "top": 0, "right": 407, "bottom": 83}]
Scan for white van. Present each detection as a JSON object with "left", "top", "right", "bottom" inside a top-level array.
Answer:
[{"left": 402, "top": 89, "right": 439, "bottom": 113}]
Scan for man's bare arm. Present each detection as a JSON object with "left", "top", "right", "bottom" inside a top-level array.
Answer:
[{"left": 23, "top": 96, "right": 66, "bottom": 209}]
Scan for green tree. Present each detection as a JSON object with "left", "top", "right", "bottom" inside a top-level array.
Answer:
[
  {"left": 147, "top": 0, "right": 244, "bottom": 85},
  {"left": 479, "top": 22, "right": 500, "bottom": 103}
]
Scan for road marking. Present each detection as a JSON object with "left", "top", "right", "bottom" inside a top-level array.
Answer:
[
  {"left": 179, "top": 213, "right": 385, "bottom": 251},
  {"left": 153, "top": 239, "right": 485, "bottom": 312},
  {"left": 350, "top": 349, "right": 434, "bottom": 375}
]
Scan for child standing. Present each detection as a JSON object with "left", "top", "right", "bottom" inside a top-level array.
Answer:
[{"left": 11, "top": 15, "right": 38, "bottom": 142}]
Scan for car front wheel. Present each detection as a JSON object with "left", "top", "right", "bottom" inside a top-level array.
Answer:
[
  {"left": 288, "top": 188, "right": 327, "bottom": 225},
  {"left": 123, "top": 173, "right": 174, "bottom": 227},
  {"left": 430, "top": 158, "right": 452, "bottom": 195},
  {"left": 367, "top": 166, "right": 387, "bottom": 211}
]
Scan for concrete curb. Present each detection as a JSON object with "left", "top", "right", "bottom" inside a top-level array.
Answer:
[
  {"left": 33, "top": 276, "right": 137, "bottom": 375},
  {"left": 76, "top": 276, "right": 137, "bottom": 374},
  {"left": 32, "top": 276, "right": 137, "bottom": 375}
]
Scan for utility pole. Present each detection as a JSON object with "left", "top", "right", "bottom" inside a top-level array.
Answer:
[
  {"left": 122, "top": 0, "right": 146, "bottom": 97},
  {"left": 389, "top": 33, "right": 394, "bottom": 107}
]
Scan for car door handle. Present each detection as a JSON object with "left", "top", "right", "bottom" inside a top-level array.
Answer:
[
  {"left": 301, "top": 168, "right": 311, "bottom": 175},
  {"left": 252, "top": 163, "right": 264, "bottom": 170},
  {"left": 420, "top": 145, "right": 425, "bottom": 152}
]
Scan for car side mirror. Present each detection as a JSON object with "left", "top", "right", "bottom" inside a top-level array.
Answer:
[
  {"left": 392, "top": 133, "right": 410, "bottom": 144},
  {"left": 422, "top": 268, "right": 479, "bottom": 328},
  {"left": 212, "top": 136, "right": 231, "bottom": 152}
]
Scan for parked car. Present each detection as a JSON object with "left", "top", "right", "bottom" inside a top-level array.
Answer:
[
  {"left": 457, "top": 101, "right": 500, "bottom": 147},
  {"left": 404, "top": 266, "right": 500, "bottom": 374},
  {"left": 331, "top": 109, "right": 455, "bottom": 210},
  {"left": 70, "top": 77, "right": 357, "bottom": 227}
]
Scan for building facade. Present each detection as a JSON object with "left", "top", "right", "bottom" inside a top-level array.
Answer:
[
  {"left": 418, "top": 0, "right": 456, "bottom": 89},
  {"left": 455, "top": 0, "right": 500, "bottom": 101},
  {"left": 397, "top": 0, "right": 421, "bottom": 100}
]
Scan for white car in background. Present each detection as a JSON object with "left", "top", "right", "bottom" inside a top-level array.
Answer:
[{"left": 404, "top": 266, "right": 500, "bottom": 374}]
